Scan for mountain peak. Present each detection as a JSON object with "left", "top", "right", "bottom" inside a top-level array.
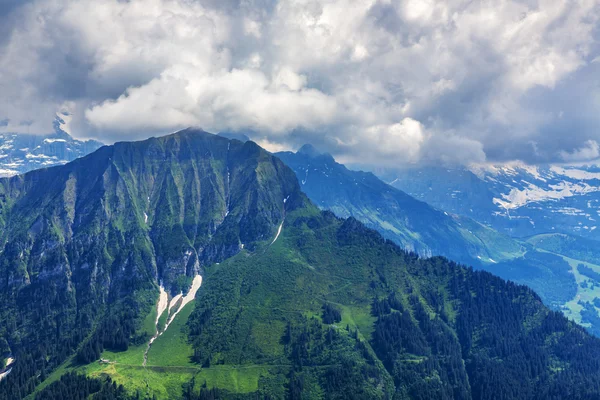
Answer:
[
  {"left": 297, "top": 143, "right": 321, "bottom": 157},
  {"left": 52, "top": 112, "right": 74, "bottom": 137},
  {"left": 297, "top": 144, "right": 336, "bottom": 165}
]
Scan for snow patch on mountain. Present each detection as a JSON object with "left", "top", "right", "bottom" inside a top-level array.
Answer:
[
  {"left": 163, "top": 275, "right": 202, "bottom": 333},
  {"left": 469, "top": 161, "right": 547, "bottom": 182},
  {"left": 42, "top": 138, "right": 67, "bottom": 144},
  {"left": 493, "top": 181, "right": 600, "bottom": 210},
  {"left": 550, "top": 166, "right": 600, "bottom": 181},
  {"left": 155, "top": 285, "right": 168, "bottom": 327}
]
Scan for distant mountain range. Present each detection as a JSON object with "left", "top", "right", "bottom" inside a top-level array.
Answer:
[
  {"left": 0, "top": 115, "right": 103, "bottom": 177},
  {"left": 384, "top": 162, "right": 600, "bottom": 239},
  {"left": 3, "top": 129, "right": 600, "bottom": 399}
]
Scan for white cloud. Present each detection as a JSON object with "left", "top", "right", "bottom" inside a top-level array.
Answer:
[
  {"left": 364, "top": 118, "right": 426, "bottom": 163},
  {"left": 560, "top": 140, "right": 600, "bottom": 162},
  {"left": 86, "top": 66, "right": 337, "bottom": 135},
  {"left": 0, "top": 0, "right": 599, "bottom": 166}
]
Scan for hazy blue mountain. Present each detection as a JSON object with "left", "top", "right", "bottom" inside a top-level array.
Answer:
[
  {"left": 0, "top": 116, "right": 103, "bottom": 177},
  {"left": 385, "top": 163, "right": 600, "bottom": 239},
  {"left": 217, "top": 131, "right": 251, "bottom": 142}
]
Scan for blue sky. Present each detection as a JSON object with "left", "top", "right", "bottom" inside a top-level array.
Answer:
[{"left": 1, "top": 0, "right": 599, "bottom": 167}]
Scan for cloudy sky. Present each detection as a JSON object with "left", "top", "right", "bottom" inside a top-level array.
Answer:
[{"left": 1, "top": 0, "right": 599, "bottom": 167}]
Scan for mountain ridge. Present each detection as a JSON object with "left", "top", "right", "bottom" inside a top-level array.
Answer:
[{"left": 1, "top": 128, "right": 304, "bottom": 291}]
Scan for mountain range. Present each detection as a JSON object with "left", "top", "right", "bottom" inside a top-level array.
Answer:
[
  {"left": 1, "top": 130, "right": 600, "bottom": 399},
  {"left": 0, "top": 115, "right": 103, "bottom": 177},
  {"left": 3, "top": 127, "right": 600, "bottom": 338},
  {"left": 385, "top": 163, "right": 600, "bottom": 239}
]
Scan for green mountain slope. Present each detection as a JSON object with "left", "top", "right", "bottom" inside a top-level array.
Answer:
[
  {"left": 526, "top": 233, "right": 600, "bottom": 266},
  {"left": 2, "top": 131, "right": 600, "bottom": 399},
  {"left": 40, "top": 209, "right": 600, "bottom": 399},
  {"left": 184, "top": 210, "right": 600, "bottom": 399}
]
